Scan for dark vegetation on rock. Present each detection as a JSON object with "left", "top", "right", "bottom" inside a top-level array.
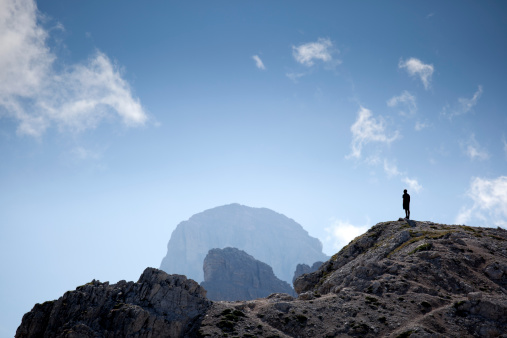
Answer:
[
  {"left": 160, "top": 204, "right": 329, "bottom": 284},
  {"left": 201, "top": 247, "right": 296, "bottom": 301},
  {"left": 18, "top": 220, "right": 507, "bottom": 337}
]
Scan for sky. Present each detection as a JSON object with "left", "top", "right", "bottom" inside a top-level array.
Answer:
[{"left": 1, "top": 0, "right": 507, "bottom": 335}]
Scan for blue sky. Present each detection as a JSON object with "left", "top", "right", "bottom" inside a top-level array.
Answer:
[{"left": 1, "top": 0, "right": 507, "bottom": 335}]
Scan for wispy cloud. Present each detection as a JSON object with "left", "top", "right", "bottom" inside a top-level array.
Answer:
[
  {"left": 383, "top": 159, "right": 401, "bottom": 178},
  {"left": 415, "top": 121, "right": 429, "bottom": 131},
  {"left": 442, "top": 86, "right": 483, "bottom": 120},
  {"left": 252, "top": 55, "right": 265, "bottom": 70},
  {"left": 402, "top": 177, "right": 423, "bottom": 194},
  {"left": 0, "top": 0, "right": 147, "bottom": 138},
  {"left": 456, "top": 176, "right": 507, "bottom": 227},
  {"left": 461, "top": 134, "right": 490, "bottom": 161},
  {"left": 292, "top": 38, "right": 337, "bottom": 67},
  {"left": 285, "top": 72, "right": 306, "bottom": 83},
  {"left": 398, "top": 57, "right": 434, "bottom": 90},
  {"left": 383, "top": 159, "right": 423, "bottom": 193},
  {"left": 387, "top": 91, "right": 417, "bottom": 116},
  {"left": 325, "top": 219, "right": 370, "bottom": 252},
  {"left": 348, "top": 106, "right": 399, "bottom": 159}
]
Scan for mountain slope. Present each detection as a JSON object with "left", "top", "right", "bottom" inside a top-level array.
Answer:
[
  {"left": 201, "top": 247, "right": 296, "bottom": 301},
  {"left": 160, "top": 203, "right": 329, "bottom": 284},
  {"left": 18, "top": 219, "right": 507, "bottom": 337}
]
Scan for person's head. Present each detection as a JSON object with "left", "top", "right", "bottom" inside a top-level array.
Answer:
[{"left": 404, "top": 189, "right": 407, "bottom": 193}]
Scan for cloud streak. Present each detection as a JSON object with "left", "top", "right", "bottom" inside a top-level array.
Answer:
[
  {"left": 383, "top": 159, "right": 423, "bottom": 193},
  {"left": 252, "top": 55, "right": 265, "bottom": 70},
  {"left": 461, "top": 134, "right": 490, "bottom": 161},
  {"left": 348, "top": 106, "right": 399, "bottom": 159},
  {"left": 0, "top": 0, "right": 147, "bottom": 137},
  {"left": 387, "top": 91, "right": 417, "bottom": 116},
  {"left": 399, "top": 57, "right": 434, "bottom": 90},
  {"left": 442, "top": 86, "right": 483, "bottom": 120}
]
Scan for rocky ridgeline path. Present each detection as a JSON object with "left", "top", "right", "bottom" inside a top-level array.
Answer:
[{"left": 17, "top": 220, "right": 507, "bottom": 337}]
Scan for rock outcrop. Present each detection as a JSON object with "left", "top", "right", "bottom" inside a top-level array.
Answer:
[
  {"left": 18, "top": 220, "right": 507, "bottom": 337},
  {"left": 16, "top": 268, "right": 210, "bottom": 338},
  {"left": 292, "top": 261, "right": 323, "bottom": 285},
  {"left": 160, "top": 204, "right": 328, "bottom": 284},
  {"left": 201, "top": 247, "right": 296, "bottom": 301},
  {"left": 198, "top": 220, "right": 507, "bottom": 337}
]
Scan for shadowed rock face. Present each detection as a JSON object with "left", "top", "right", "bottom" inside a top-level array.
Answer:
[
  {"left": 16, "top": 268, "right": 210, "bottom": 338},
  {"left": 201, "top": 247, "right": 296, "bottom": 301},
  {"left": 160, "top": 204, "right": 329, "bottom": 284}
]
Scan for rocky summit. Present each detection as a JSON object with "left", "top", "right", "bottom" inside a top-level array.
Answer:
[
  {"left": 201, "top": 247, "right": 296, "bottom": 301},
  {"left": 18, "top": 220, "right": 507, "bottom": 337},
  {"left": 16, "top": 268, "right": 210, "bottom": 338},
  {"left": 160, "top": 204, "right": 329, "bottom": 284}
]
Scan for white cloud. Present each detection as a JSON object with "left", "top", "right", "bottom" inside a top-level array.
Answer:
[
  {"left": 292, "top": 38, "right": 336, "bottom": 67},
  {"left": 325, "top": 219, "right": 370, "bottom": 252},
  {"left": 442, "top": 86, "right": 483, "bottom": 120},
  {"left": 383, "top": 159, "right": 401, "bottom": 178},
  {"left": 348, "top": 106, "right": 399, "bottom": 159},
  {"left": 0, "top": 0, "right": 147, "bottom": 137},
  {"left": 462, "top": 134, "right": 490, "bottom": 161},
  {"left": 286, "top": 72, "right": 306, "bottom": 83},
  {"left": 252, "top": 55, "right": 265, "bottom": 70},
  {"left": 387, "top": 91, "right": 417, "bottom": 116},
  {"left": 456, "top": 176, "right": 507, "bottom": 227},
  {"left": 398, "top": 57, "right": 434, "bottom": 90},
  {"left": 384, "top": 159, "right": 423, "bottom": 193},
  {"left": 402, "top": 177, "right": 422, "bottom": 193},
  {"left": 415, "top": 121, "right": 429, "bottom": 131}
]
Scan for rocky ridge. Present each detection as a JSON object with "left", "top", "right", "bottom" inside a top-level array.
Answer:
[
  {"left": 199, "top": 219, "right": 507, "bottom": 337},
  {"left": 18, "top": 220, "right": 507, "bottom": 337},
  {"left": 201, "top": 247, "right": 296, "bottom": 301},
  {"left": 16, "top": 268, "right": 210, "bottom": 338}
]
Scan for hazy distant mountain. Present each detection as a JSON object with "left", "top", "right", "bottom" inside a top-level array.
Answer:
[
  {"left": 159, "top": 204, "right": 329, "bottom": 284},
  {"left": 201, "top": 247, "right": 296, "bottom": 301}
]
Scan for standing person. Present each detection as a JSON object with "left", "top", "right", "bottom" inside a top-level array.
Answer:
[{"left": 403, "top": 189, "right": 410, "bottom": 219}]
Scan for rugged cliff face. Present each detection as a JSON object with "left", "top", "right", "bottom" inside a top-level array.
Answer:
[
  {"left": 16, "top": 268, "right": 210, "bottom": 338},
  {"left": 201, "top": 247, "right": 296, "bottom": 301},
  {"left": 18, "top": 220, "right": 507, "bottom": 338},
  {"left": 160, "top": 204, "right": 329, "bottom": 284},
  {"left": 199, "top": 220, "right": 507, "bottom": 337},
  {"left": 292, "top": 261, "right": 323, "bottom": 285}
]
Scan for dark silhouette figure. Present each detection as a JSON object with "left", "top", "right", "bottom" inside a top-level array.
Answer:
[{"left": 403, "top": 189, "right": 410, "bottom": 219}]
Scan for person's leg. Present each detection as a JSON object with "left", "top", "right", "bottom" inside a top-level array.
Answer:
[{"left": 408, "top": 209, "right": 410, "bottom": 219}]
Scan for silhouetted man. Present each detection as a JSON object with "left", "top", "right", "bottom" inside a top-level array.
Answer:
[{"left": 403, "top": 189, "right": 410, "bottom": 219}]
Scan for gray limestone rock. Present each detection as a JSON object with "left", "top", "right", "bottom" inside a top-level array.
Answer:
[
  {"left": 292, "top": 261, "right": 323, "bottom": 285},
  {"left": 200, "top": 247, "right": 296, "bottom": 301},
  {"left": 16, "top": 268, "right": 210, "bottom": 338},
  {"left": 160, "top": 204, "right": 329, "bottom": 284}
]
